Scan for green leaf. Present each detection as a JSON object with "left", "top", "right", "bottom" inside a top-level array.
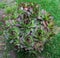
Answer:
[
  {"left": 5, "top": 7, "right": 12, "bottom": 14},
  {"left": 6, "top": 21, "right": 11, "bottom": 27},
  {"left": 0, "top": 22, "right": 3, "bottom": 26},
  {"left": 0, "top": 31, "right": 3, "bottom": 35}
]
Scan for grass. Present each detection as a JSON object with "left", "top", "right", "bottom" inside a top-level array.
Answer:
[{"left": 42, "top": 33, "right": 60, "bottom": 58}]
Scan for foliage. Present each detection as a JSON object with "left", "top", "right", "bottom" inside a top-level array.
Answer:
[
  {"left": 0, "top": 2, "right": 6, "bottom": 8},
  {"left": 16, "top": 0, "right": 60, "bottom": 26},
  {"left": 2, "top": 2, "right": 54, "bottom": 58}
]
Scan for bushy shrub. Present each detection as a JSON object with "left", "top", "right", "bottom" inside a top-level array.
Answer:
[{"left": 3, "top": 2, "right": 54, "bottom": 57}]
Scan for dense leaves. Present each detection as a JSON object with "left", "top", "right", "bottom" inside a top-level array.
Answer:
[{"left": 3, "top": 3, "right": 54, "bottom": 55}]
